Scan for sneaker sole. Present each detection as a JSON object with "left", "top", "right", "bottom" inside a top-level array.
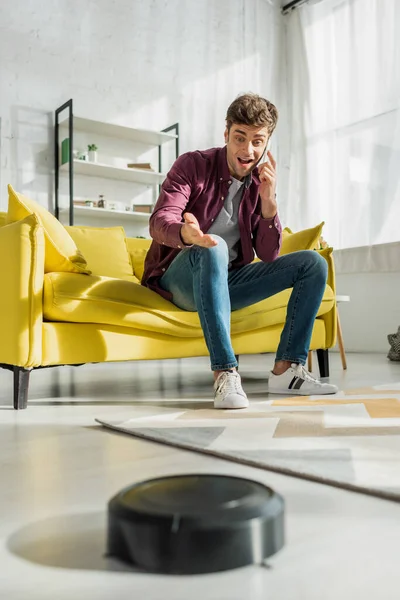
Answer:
[
  {"left": 268, "top": 387, "right": 338, "bottom": 396},
  {"left": 214, "top": 399, "right": 249, "bottom": 410}
]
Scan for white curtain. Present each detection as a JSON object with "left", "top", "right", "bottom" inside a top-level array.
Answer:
[{"left": 283, "top": 0, "right": 400, "bottom": 250}]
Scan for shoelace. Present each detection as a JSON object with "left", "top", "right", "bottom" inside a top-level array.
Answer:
[
  {"left": 292, "top": 364, "right": 322, "bottom": 385},
  {"left": 216, "top": 371, "right": 242, "bottom": 394}
]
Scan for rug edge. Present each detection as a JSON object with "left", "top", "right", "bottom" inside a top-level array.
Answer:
[{"left": 95, "top": 418, "right": 400, "bottom": 505}]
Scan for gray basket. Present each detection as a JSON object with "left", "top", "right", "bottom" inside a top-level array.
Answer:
[{"left": 387, "top": 326, "right": 400, "bottom": 362}]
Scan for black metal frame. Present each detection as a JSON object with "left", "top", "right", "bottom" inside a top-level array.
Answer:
[
  {"left": 282, "top": 0, "right": 311, "bottom": 14},
  {"left": 158, "top": 122, "right": 179, "bottom": 197},
  {"left": 55, "top": 99, "right": 74, "bottom": 225},
  {"left": 54, "top": 101, "right": 179, "bottom": 225},
  {"left": 158, "top": 122, "right": 179, "bottom": 174}
]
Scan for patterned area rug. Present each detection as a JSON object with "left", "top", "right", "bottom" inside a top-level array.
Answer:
[{"left": 96, "top": 382, "right": 400, "bottom": 502}]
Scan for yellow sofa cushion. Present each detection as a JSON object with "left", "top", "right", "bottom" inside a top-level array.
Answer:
[
  {"left": 65, "top": 225, "right": 135, "bottom": 280},
  {"left": 43, "top": 271, "right": 334, "bottom": 337},
  {"left": 0, "top": 212, "right": 7, "bottom": 228},
  {"left": 125, "top": 238, "right": 152, "bottom": 282},
  {"left": 279, "top": 222, "right": 324, "bottom": 256},
  {"left": 6, "top": 185, "right": 90, "bottom": 275}
]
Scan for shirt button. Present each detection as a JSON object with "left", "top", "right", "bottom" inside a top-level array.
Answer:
[
  {"left": 228, "top": 180, "right": 232, "bottom": 184},
  {"left": 220, "top": 177, "right": 223, "bottom": 181},
  {"left": 269, "top": 225, "right": 273, "bottom": 229},
  {"left": 162, "top": 268, "right": 165, "bottom": 272},
  {"left": 221, "top": 196, "right": 224, "bottom": 201},
  {"left": 211, "top": 218, "right": 214, "bottom": 222},
  {"left": 178, "top": 245, "right": 181, "bottom": 249}
]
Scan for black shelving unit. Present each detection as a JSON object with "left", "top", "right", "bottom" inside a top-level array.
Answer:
[
  {"left": 54, "top": 99, "right": 73, "bottom": 224},
  {"left": 54, "top": 98, "right": 179, "bottom": 226}
]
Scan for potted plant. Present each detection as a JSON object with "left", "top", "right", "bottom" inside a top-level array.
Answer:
[{"left": 87, "top": 144, "right": 98, "bottom": 162}]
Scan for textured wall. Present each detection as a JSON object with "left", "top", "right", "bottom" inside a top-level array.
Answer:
[{"left": 0, "top": 0, "right": 285, "bottom": 231}]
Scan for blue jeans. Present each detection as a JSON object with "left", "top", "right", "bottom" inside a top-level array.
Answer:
[{"left": 160, "top": 235, "right": 328, "bottom": 371}]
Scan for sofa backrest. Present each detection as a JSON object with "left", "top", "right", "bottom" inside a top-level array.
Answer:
[
  {"left": 1, "top": 207, "right": 152, "bottom": 281},
  {"left": 1, "top": 205, "right": 327, "bottom": 281}
]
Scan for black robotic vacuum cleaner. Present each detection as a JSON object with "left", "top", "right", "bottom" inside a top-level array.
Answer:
[{"left": 107, "top": 474, "right": 285, "bottom": 574}]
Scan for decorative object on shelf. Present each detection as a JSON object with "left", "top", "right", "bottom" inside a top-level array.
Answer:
[
  {"left": 127, "top": 162, "right": 154, "bottom": 171},
  {"left": 132, "top": 204, "right": 152, "bottom": 214},
  {"left": 107, "top": 201, "right": 124, "bottom": 211},
  {"left": 88, "top": 144, "right": 98, "bottom": 162},
  {"left": 61, "top": 138, "right": 70, "bottom": 164},
  {"left": 85, "top": 200, "right": 95, "bottom": 208},
  {"left": 78, "top": 152, "right": 87, "bottom": 161},
  {"left": 98, "top": 194, "right": 105, "bottom": 208}
]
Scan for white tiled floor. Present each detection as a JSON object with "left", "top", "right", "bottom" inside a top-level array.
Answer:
[{"left": 1, "top": 353, "right": 400, "bottom": 599}]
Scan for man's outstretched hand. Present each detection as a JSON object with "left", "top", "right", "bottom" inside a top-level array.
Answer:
[{"left": 180, "top": 213, "right": 218, "bottom": 247}]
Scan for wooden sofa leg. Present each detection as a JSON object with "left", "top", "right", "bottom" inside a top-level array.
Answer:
[
  {"left": 14, "top": 367, "right": 31, "bottom": 410},
  {"left": 316, "top": 349, "right": 329, "bottom": 379}
]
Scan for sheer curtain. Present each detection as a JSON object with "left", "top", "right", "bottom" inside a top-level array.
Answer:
[{"left": 283, "top": 0, "right": 400, "bottom": 251}]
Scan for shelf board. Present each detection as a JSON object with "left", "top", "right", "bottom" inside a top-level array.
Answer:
[
  {"left": 60, "top": 159, "right": 165, "bottom": 185},
  {"left": 60, "top": 205, "right": 151, "bottom": 221},
  {"left": 59, "top": 116, "right": 177, "bottom": 146}
]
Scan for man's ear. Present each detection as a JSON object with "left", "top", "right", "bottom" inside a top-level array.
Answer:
[{"left": 224, "top": 127, "right": 229, "bottom": 144}]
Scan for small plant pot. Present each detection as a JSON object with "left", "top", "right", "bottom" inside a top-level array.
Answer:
[{"left": 88, "top": 151, "right": 98, "bottom": 162}]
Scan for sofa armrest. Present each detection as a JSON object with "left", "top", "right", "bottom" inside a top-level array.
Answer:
[
  {"left": 0, "top": 214, "right": 45, "bottom": 367},
  {"left": 316, "top": 246, "right": 337, "bottom": 349}
]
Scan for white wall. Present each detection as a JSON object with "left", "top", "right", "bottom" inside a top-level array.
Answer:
[
  {"left": 335, "top": 272, "right": 400, "bottom": 354},
  {"left": 333, "top": 243, "right": 400, "bottom": 353},
  {"left": 0, "top": 0, "right": 285, "bottom": 236}
]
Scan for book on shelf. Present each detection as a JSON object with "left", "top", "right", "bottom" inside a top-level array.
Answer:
[
  {"left": 127, "top": 162, "right": 154, "bottom": 171},
  {"left": 61, "top": 138, "right": 70, "bottom": 164}
]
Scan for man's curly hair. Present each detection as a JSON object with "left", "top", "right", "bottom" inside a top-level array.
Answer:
[{"left": 226, "top": 93, "right": 278, "bottom": 135}]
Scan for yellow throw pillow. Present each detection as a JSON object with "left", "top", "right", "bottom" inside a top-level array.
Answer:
[
  {"left": 66, "top": 225, "right": 134, "bottom": 279},
  {"left": 7, "top": 185, "right": 90, "bottom": 274},
  {"left": 125, "top": 237, "right": 152, "bottom": 282},
  {"left": 279, "top": 222, "right": 325, "bottom": 256},
  {"left": 0, "top": 212, "right": 7, "bottom": 228}
]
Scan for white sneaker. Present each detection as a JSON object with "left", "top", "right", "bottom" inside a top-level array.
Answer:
[
  {"left": 214, "top": 371, "right": 249, "bottom": 409},
  {"left": 268, "top": 363, "right": 338, "bottom": 396}
]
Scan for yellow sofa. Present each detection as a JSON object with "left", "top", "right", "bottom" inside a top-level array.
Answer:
[{"left": 0, "top": 194, "right": 336, "bottom": 409}]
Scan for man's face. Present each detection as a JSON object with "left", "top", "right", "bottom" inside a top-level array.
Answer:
[{"left": 224, "top": 123, "right": 269, "bottom": 180}]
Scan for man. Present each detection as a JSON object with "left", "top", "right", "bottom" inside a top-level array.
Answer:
[{"left": 142, "top": 93, "right": 338, "bottom": 409}]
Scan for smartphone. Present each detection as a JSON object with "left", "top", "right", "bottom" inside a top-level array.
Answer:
[{"left": 254, "top": 136, "right": 272, "bottom": 170}]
